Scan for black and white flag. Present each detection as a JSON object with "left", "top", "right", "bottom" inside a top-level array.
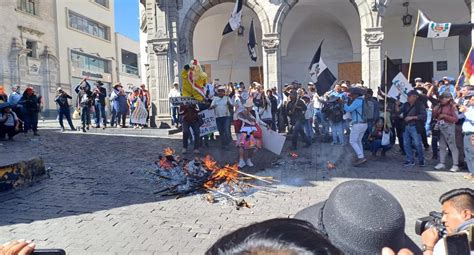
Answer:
[
  {"left": 248, "top": 19, "right": 257, "bottom": 61},
  {"left": 416, "top": 10, "right": 474, "bottom": 38},
  {"left": 222, "top": 0, "right": 243, "bottom": 35},
  {"left": 309, "top": 40, "right": 336, "bottom": 95}
]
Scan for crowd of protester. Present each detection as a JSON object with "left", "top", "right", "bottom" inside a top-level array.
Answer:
[
  {"left": 2, "top": 185, "right": 472, "bottom": 254},
  {"left": 0, "top": 86, "right": 43, "bottom": 140},
  {"left": 171, "top": 77, "right": 474, "bottom": 182},
  {"left": 73, "top": 78, "right": 151, "bottom": 132}
]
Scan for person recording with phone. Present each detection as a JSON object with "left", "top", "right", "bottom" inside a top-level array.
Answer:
[{"left": 421, "top": 188, "right": 474, "bottom": 255}]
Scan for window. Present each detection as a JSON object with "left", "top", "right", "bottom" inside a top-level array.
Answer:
[
  {"left": 71, "top": 51, "right": 109, "bottom": 73},
  {"left": 94, "top": 0, "right": 109, "bottom": 8},
  {"left": 121, "top": 50, "right": 139, "bottom": 76},
  {"left": 18, "top": 0, "right": 37, "bottom": 15},
  {"left": 26, "top": 40, "right": 37, "bottom": 58},
  {"left": 68, "top": 11, "right": 110, "bottom": 40}
]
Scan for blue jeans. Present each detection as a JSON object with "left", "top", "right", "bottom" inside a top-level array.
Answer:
[
  {"left": 81, "top": 106, "right": 91, "bottom": 127},
  {"left": 58, "top": 107, "right": 75, "bottom": 129},
  {"left": 292, "top": 119, "right": 311, "bottom": 148},
  {"left": 330, "top": 121, "right": 344, "bottom": 144},
  {"left": 371, "top": 139, "right": 392, "bottom": 153},
  {"left": 171, "top": 106, "right": 179, "bottom": 126},
  {"left": 182, "top": 120, "right": 200, "bottom": 149},
  {"left": 94, "top": 102, "right": 107, "bottom": 126},
  {"left": 215, "top": 116, "right": 231, "bottom": 147},
  {"left": 425, "top": 109, "right": 432, "bottom": 135},
  {"left": 403, "top": 124, "right": 424, "bottom": 163},
  {"left": 314, "top": 109, "right": 328, "bottom": 135},
  {"left": 304, "top": 119, "right": 314, "bottom": 139}
]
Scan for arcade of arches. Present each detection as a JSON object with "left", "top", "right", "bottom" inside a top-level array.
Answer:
[{"left": 140, "top": 0, "right": 473, "bottom": 117}]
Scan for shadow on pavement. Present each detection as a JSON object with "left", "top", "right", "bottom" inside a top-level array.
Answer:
[{"left": 0, "top": 129, "right": 279, "bottom": 227}]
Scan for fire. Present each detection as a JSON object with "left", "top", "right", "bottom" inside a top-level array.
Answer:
[
  {"left": 159, "top": 157, "right": 174, "bottom": 170},
  {"left": 163, "top": 148, "right": 175, "bottom": 156},
  {"left": 202, "top": 155, "right": 219, "bottom": 171},
  {"left": 203, "top": 160, "right": 239, "bottom": 189}
]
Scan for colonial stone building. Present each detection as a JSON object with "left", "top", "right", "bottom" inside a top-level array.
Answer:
[
  {"left": 0, "top": 0, "right": 60, "bottom": 116},
  {"left": 140, "top": 0, "right": 474, "bottom": 118}
]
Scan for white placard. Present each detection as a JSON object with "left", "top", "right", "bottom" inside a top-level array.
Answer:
[
  {"left": 199, "top": 109, "right": 217, "bottom": 137},
  {"left": 261, "top": 128, "right": 286, "bottom": 155},
  {"left": 388, "top": 72, "right": 413, "bottom": 103}
]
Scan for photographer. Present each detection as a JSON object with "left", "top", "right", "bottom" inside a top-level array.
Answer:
[{"left": 421, "top": 188, "right": 474, "bottom": 255}]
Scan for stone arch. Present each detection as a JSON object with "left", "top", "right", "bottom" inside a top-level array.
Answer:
[
  {"left": 179, "top": 0, "right": 271, "bottom": 62},
  {"left": 273, "top": 0, "right": 298, "bottom": 35},
  {"left": 350, "top": 0, "right": 377, "bottom": 28}
]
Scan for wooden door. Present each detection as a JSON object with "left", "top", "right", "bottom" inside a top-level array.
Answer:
[
  {"left": 249, "top": 66, "right": 263, "bottom": 84},
  {"left": 402, "top": 62, "right": 433, "bottom": 83},
  {"left": 338, "top": 62, "right": 361, "bottom": 83}
]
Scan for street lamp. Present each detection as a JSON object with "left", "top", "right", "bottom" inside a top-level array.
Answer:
[{"left": 402, "top": 2, "right": 413, "bottom": 26}]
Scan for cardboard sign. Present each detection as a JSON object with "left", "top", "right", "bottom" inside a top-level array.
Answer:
[
  {"left": 388, "top": 72, "right": 413, "bottom": 103},
  {"left": 170, "top": 97, "right": 199, "bottom": 106},
  {"left": 199, "top": 109, "right": 217, "bottom": 137},
  {"left": 261, "top": 128, "right": 286, "bottom": 155}
]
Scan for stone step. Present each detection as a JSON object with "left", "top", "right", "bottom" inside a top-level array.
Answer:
[{"left": 0, "top": 157, "right": 46, "bottom": 192}]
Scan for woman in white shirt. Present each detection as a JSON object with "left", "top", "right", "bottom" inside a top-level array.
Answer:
[{"left": 210, "top": 86, "right": 233, "bottom": 148}]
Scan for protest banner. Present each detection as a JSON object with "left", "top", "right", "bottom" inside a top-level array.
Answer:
[
  {"left": 388, "top": 72, "right": 413, "bottom": 103},
  {"left": 199, "top": 109, "right": 217, "bottom": 137},
  {"left": 261, "top": 128, "right": 286, "bottom": 155},
  {"left": 170, "top": 97, "right": 200, "bottom": 106}
]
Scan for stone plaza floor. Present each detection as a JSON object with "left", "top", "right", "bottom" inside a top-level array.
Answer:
[{"left": 0, "top": 122, "right": 470, "bottom": 254}]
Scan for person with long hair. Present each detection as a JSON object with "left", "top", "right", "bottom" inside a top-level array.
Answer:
[{"left": 18, "top": 87, "right": 40, "bottom": 136}]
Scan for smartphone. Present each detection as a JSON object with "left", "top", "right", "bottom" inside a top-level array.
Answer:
[
  {"left": 32, "top": 249, "right": 66, "bottom": 255},
  {"left": 444, "top": 233, "right": 470, "bottom": 255}
]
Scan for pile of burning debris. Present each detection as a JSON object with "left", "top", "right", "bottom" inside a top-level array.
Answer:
[{"left": 147, "top": 148, "right": 277, "bottom": 209}]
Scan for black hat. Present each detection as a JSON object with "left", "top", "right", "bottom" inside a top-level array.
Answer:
[
  {"left": 95, "top": 81, "right": 104, "bottom": 86},
  {"left": 294, "top": 180, "right": 420, "bottom": 254},
  {"left": 348, "top": 86, "right": 366, "bottom": 96},
  {"left": 407, "top": 90, "right": 419, "bottom": 97}
]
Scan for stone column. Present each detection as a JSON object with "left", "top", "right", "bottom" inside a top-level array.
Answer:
[
  {"left": 361, "top": 27, "right": 384, "bottom": 90},
  {"left": 262, "top": 33, "right": 281, "bottom": 90},
  {"left": 145, "top": 0, "right": 179, "bottom": 120}
]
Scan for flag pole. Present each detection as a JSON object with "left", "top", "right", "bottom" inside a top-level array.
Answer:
[
  {"left": 228, "top": 32, "right": 237, "bottom": 83},
  {"left": 384, "top": 51, "right": 388, "bottom": 130},
  {"left": 408, "top": 10, "right": 421, "bottom": 83},
  {"left": 455, "top": 45, "right": 473, "bottom": 89}
]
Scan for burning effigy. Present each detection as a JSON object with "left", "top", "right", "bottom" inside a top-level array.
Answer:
[{"left": 148, "top": 148, "right": 277, "bottom": 209}]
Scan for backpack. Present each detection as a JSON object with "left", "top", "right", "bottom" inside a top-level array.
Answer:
[
  {"left": 322, "top": 102, "right": 343, "bottom": 123},
  {"left": 355, "top": 98, "right": 372, "bottom": 123}
]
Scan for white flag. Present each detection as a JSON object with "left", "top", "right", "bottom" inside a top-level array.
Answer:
[{"left": 388, "top": 72, "right": 413, "bottom": 103}]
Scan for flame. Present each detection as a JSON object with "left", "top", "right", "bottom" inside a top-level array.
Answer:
[
  {"left": 290, "top": 152, "right": 299, "bottom": 159},
  {"left": 163, "top": 148, "right": 175, "bottom": 156},
  {"left": 203, "top": 163, "right": 239, "bottom": 189},
  {"left": 202, "top": 155, "right": 219, "bottom": 171}
]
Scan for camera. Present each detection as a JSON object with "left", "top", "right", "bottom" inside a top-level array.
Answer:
[{"left": 415, "top": 211, "right": 447, "bottom": 237}]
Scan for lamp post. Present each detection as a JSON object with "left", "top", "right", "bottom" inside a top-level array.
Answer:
[{"left": 402, "top": 2, "right": 413, "bottom": 27}]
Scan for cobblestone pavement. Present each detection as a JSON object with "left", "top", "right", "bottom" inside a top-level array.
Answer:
[{"left": 0, "top": 122, "right": 470, "bottom": 254}]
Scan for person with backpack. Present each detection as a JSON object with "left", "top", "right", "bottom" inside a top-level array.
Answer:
[
  {"left": 362, "top": 89, "right": 380, "bottom": 149},
  {"left": 344, "top": 87, "right": 368, "bottom": 166},
  {"left": 323, "top": 95, "right": 345, "bottom": 145}
]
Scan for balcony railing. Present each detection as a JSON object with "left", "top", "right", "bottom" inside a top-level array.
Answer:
[{"left": 122, "top": 64, "right": 139, "bottom": 76}]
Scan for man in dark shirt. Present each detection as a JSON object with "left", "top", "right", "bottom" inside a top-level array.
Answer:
[
  {"left": 76, "top": 79, "right": 93, "bottom": 132},
  {"left": 286, "top": 90, "right": 311, "bottom": 150},
  {"left": 93, "top": 81, "right": 107, "bottom": 129},
  {"left": 55, "top": 88, "right": 75, "bottom": 132},
  {"left": 397, "top": 90, "right": 427, "bottom": 167}
]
